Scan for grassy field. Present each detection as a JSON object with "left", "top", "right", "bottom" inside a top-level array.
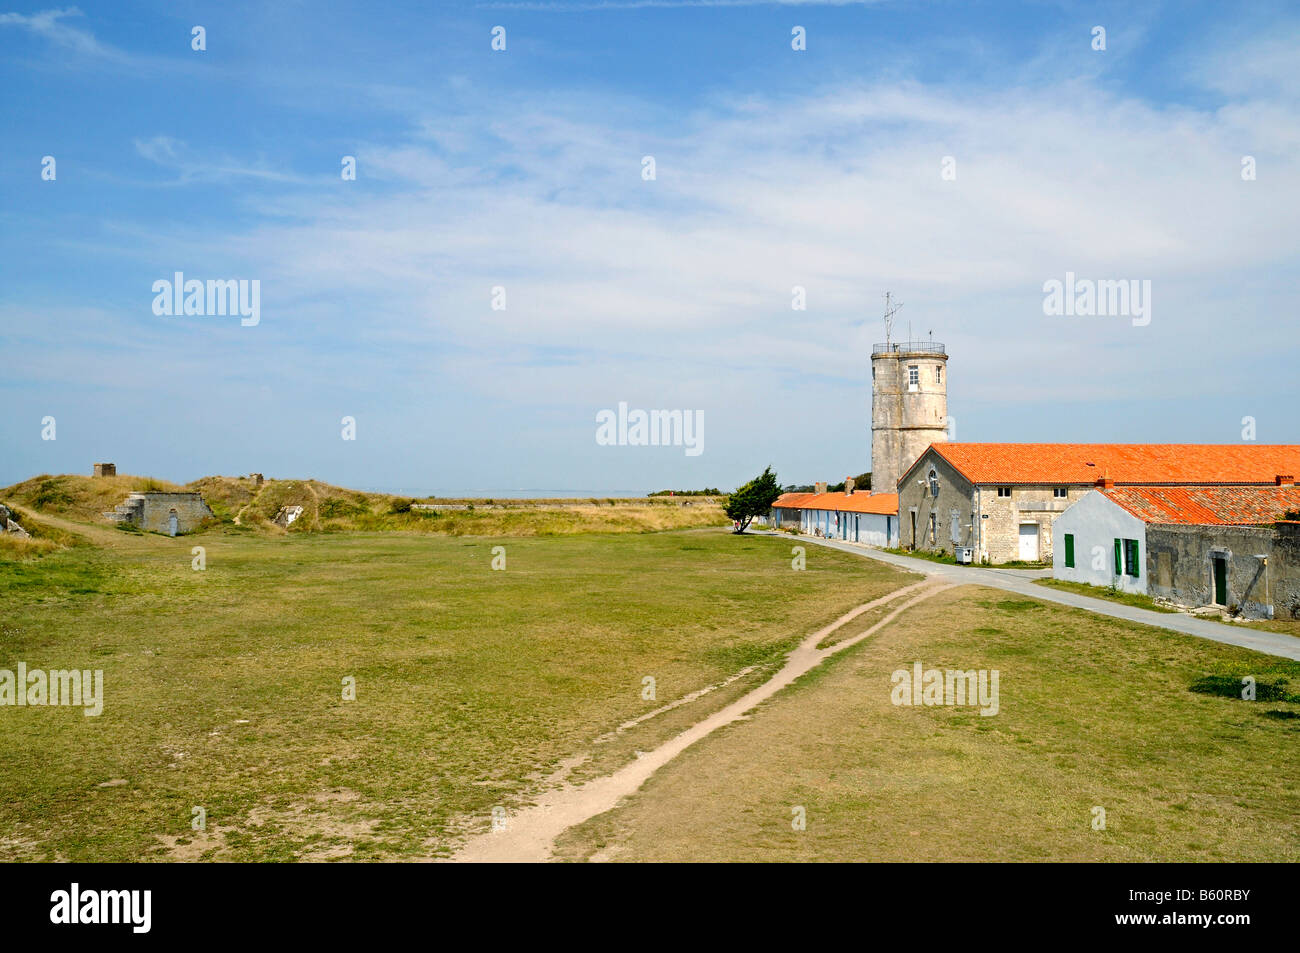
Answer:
[
  {"left": 0, "top": 524, "right": 915, "bottom": 861},
  {"left": 554, "top": 585, "right": 1300, "bottom": 861},
  {"left": 2, "top": 473, "right": 726, "bottom": 539},
  {"left": 1033, "top": 576, "right": 1179, "bottom": 613}
]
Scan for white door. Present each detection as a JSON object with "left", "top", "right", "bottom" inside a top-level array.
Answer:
[{"left": 1018, "top": 523, "right": 1039, "bottom": 561}]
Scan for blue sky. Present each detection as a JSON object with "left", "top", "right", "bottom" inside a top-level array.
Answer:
[{"left": 2, "top": 1, "right": 1298, "bottom": 494}]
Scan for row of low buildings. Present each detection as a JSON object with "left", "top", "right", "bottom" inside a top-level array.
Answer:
[{"left": 771, "top": 443, "right": 1300, "bottom": 620}]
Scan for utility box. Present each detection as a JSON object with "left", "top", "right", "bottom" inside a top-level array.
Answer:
[{"left": 954, "top": 546, "right": 973, "bottom": 565}]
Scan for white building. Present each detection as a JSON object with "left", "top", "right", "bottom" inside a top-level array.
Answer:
[
  {"left": 796, "top": 490, "right": 900, "bottom": 547},
  {"left": 1051, "top": 489, "right": 1149, "bottom": 594}
]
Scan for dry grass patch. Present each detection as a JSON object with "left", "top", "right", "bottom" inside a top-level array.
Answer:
[{"left": 555, "top": 585, "right": 1300, "bottom": 862}]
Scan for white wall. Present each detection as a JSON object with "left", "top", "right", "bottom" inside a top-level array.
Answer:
[
  {"left": 1052, "top": 491, "right": 1148, "bottom": 594},
  {"left": 797, "top": 508, "right": 897, "bottom": 547}
]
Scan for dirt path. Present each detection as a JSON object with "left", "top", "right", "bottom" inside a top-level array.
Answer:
[
  {"left": 450, "top": 579, "right": 952, "bottom": 862},
  {"left": 7, "top": 505, "right": 154, "bottom": 551}
]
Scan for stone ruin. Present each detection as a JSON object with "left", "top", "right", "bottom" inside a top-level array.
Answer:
[
  {"left": 249, "top": 473, "right": 264, "bottom": 488},
  {"left": 104, "top": 492, "right": 213, "bottom": 536},
  {"left": 0, "top": 505, "right": 31, "bottom": 538},
  {"left": 273, "top": 505, "right": 304, "bottom": 528},
  {"left": 93, "top": 463, "right": 116, "bottom": 477}
]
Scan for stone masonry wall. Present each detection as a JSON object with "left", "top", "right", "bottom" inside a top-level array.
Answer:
[{"left": 1146, "top": 523, "right": 1300, "bottom": 620}]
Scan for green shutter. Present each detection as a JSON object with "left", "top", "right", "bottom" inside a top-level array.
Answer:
[
  {"left": 1064, "top": 534, "right": 1075, "bottom": 568},
  {"left": 1128, "top": 539, "right": 1140, "bottom": 578},
  {"left": 1114, "top": 539, "right": 1122, "bottom": 575}
]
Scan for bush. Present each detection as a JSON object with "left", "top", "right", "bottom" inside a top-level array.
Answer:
[
  {"left": 387, "top": 499, "right": 414, "bottom": 515},
  {"left": 319, "top": 497, "right": 367, "bottom": 519}
]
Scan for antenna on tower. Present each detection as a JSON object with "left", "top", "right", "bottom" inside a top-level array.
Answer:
[{"left": 883, "top": 292, "right": 903, "bottom": 348}]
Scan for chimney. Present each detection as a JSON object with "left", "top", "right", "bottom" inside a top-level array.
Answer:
[
  {"left": 845, "top": 477, "right": 855, "bottom": 496},
  {"left": 1275, "top": 474, "right": 1295, "bottom": 487},
  {"left": 1096, "top": 476, "right": 1114, "bottom": 490},
  {"left": 814, "top": 481, "right": 828, "bottom": 495}
]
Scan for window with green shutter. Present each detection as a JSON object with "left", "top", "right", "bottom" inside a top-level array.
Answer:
[
  {"left": 1125, "top": 538, "right": 1140, "bottom": 578},
  {"left": 1114, "top": 539, "right": 1122, "bottom": 575},
  {"left": 1064, "top": 534, "right": 1075, "bottom": 568}
]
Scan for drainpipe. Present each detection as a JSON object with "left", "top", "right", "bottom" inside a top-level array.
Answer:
[
  {"left": 975, "top": 486, "right": 983, "bottom": 562},
  {"left": 1259, "top": 554, "right": 1272, "bottom": 619}
]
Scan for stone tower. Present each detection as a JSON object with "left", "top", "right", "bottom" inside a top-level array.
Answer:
[{"left": 870, "top": 328, "right": 948, "bottom": 495}]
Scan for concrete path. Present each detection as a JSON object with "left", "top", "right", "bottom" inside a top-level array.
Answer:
[
  {"left": 771, "top": 532, "right": 1300, "bottom": 662},
  {"left": 451, "top": 580, "right": 952, "bottom": 862}
]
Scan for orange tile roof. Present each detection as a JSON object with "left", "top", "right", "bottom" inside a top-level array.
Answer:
[
  {"left": 772, "top": 492, "right": 816, "bottom": 509},
  {"left": 1102, "top": 485, "right": 1300, "bottom": 526},
  {"left": 793, "top": 491, "right": 899, "bottom": 515},
  {"left": 921, "top": 443, "right": 1300, "bottom": 487}
]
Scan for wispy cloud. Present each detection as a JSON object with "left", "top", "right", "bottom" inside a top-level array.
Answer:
[
  {"left": 133, "top": 136, "right": 315, "bottom": 186},
  {"left": 0, "top": 6, "right": 122, "bottom": 59}
]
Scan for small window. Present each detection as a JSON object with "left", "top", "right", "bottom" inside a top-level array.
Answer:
[
  {"left": 997, "top": 487, "right": 1012, "bottom": 497},
  {"left": 935, "top": 366, "right": 943, "bottom": 383},
  {"left": 1054, "top": 488, "right": 1068, "bottom": 499},
  {"left": 928, "top": 469, "right": 940, "bottom": 498},
  {"left": 928, "top": 513, "right": 936, "bottom": 543},
  {"left": 1064, "top": 533, "right": 1075, "bottom": 568},
  {"left": 1124, "top": 538, "right": 1140, "bottom": 578},
  {"left": 908, "top": 365, "right": 920, "bottom": 387}
]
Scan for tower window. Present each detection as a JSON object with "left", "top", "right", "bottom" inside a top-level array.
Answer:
[
  {"left": 935, "top": 366, "right": 942, "bottom": 383},
  {"left": 908, "top": 365, "right": 919, "bottom": 388}
]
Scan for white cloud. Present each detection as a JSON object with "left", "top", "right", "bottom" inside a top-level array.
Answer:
[{"left": 0, "top": 7, "right": 120, "bottom": 59}]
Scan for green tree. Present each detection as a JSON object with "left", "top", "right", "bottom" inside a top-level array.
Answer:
[{"left": 724, "top": 466, "right": 782, "bottom": 534}]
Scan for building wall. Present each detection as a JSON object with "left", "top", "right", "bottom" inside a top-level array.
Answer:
[
  {"left": 897, "top": 449, "right": 977, "bottom": 554},
  {"left": 870, "top": 348, "right": 948, "bottom": 495},
  {"left": 1144, "top": 523, "right": 1300, "bottom": 619},
  {"left": 797, "top": 507, "right": 897, "bottom": 546},
  {"left": 1051, "top": 491, "right": 1148, "bottom": 594},
  {"left": 111, "top": 492, "right": 213, "bottom": 535},
  {"left": 896, "top": 448, "right": 1094, "bottom": 563},
  {"left": 771, "top": 506, "right": 800, "bottom": 529},
  {"left": 979, "top": 484, "right": 1091, "bottom": 564}
]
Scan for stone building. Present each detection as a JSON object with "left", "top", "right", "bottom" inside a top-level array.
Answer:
[
  {"left": 1051, "top": 482, "right": 1300, "bottom": 619},
  {"left": 93, "top": 463, "right": 116, "bottom": 477},
  {"left": 870, "top": 339, "right": 948, "bottom": 495},
  {"left": 897, "top": 443, "right": 1300, "bottom": 564},
  {"left": 104, "top": 492, "right": 212, "bottom": 536}
]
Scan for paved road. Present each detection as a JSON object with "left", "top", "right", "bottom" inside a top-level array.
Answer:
[{"left": 768, "top": 532, "right": 1300, "bottom": 662}]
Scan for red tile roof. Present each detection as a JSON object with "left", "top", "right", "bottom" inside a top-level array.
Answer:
[
  {"left": 772, "top": 492, "right": 816, "bottom": 509},
  {"left": 921, "top": 443, "right": 1300, "bottom": 487},
  {"left": 1102, "top": 485, "right": 1300, "bottom": 526},
  {"left": 792, "top": 491, "right": 899, "bottom": 515}
]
